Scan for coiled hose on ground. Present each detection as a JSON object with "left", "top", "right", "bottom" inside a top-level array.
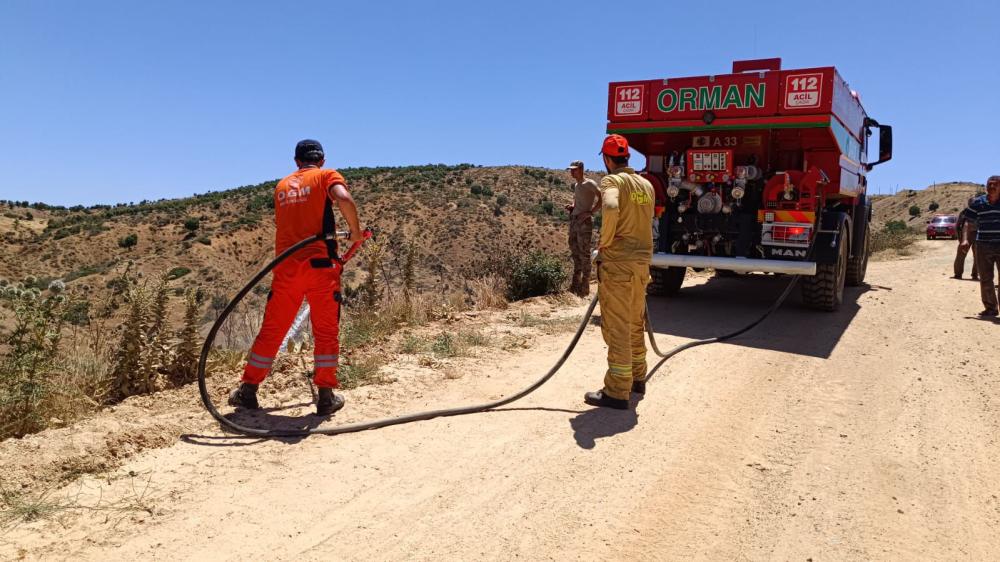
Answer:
[{"left": 198, "top": 234, "right": 802, "bottom": 438}]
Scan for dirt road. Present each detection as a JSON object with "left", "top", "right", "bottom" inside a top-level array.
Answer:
[{"left": 3, "top": 241, "right": 999, "bottom": 561}]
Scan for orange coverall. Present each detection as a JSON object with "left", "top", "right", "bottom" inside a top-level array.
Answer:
[{"left": 241, "top": 167, "right": 347, "bottom": 389}]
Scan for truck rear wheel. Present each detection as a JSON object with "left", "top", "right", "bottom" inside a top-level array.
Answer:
[
  {"left": 648, "top": 266, "right": 685, "bottom": 296},
  {"left": 846, "top": 221, "right": 870, "bottom": 286},
  {"left": 802, "top": 225, "right": 847, "bottom": 311}
]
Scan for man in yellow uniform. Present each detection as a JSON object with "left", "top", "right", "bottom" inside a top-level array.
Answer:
[{"left": 585, "top": 134, "right": 655, "bottom": 410}]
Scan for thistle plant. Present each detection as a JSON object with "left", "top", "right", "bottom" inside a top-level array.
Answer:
[{"left": 0, "top": 283, "right": 71, "bottom": 437}]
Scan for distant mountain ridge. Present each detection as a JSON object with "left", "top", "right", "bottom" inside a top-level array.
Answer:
[{"left": 871, "top": 181, "right": 985, "bottom": 228}]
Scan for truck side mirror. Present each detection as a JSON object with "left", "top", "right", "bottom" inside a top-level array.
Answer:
[
  {"left": 878, "top": 125, "right": 892, "bottom": 163},
  {"left": 864, "top": 118, "right": 893, "bottom": 170}
]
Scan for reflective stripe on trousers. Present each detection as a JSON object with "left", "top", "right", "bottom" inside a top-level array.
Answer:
[
  {"left": 597, "top": 260, "right": 650, "bottom": 400},
  {"left": 242, "top": 258, "right": 343, "bottom": 388}
]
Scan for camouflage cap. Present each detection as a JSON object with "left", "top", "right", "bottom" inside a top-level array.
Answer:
[{"left": 566, "top": 160, "right": 584, "bottom": 170}]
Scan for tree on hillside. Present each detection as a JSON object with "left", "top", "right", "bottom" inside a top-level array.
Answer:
[{"left": 908, "top": 205, "right": 921, "bottom": 218}]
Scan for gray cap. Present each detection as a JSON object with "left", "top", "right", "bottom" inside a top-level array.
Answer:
[{"left": 566, "top": 160, "right": 584, "bottom": 170}]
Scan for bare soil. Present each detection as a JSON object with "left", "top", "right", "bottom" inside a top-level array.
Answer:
[{"left": 3, "top": 240, "right": 999, "bottom": 561}]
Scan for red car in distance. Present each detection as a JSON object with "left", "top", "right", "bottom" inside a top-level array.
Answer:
[{"left": 926, "top": 214, "right": 958, "bottom": 239}]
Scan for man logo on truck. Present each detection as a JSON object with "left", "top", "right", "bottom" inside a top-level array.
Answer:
[
  {"left": 770, "top": 248, "right": 809, "bottom": 258},
  {"left": 657, "top": 83, "right": 767, "bottom": 113}
]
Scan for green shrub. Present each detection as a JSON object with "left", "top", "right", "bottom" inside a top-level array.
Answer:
[
  {"left": 431, "top": 332, "right": 460, "bottom": 358},
  {"left": 470, "top": 184, "right": 483, "bottom": 196},
  {"left": 506, "top": 250, "right": 567, "bottom": 301},
  {"left": 167, "top": 267, "right": 192, "bottom": 280},
  {"left": 118, "top": 233, "right": 138, "bottom": 249},
  {"left": 928, "top": 201, "right": 939, "bottom": 212},
  {"left": 884, "top": 220, "right": 908, "bottom": 234},
  {"left": 540, "top": 201, "right": 555, "bottom": 215},
  {"left": 496, "top": 194, "right": 509, "bottom": 207},
  {"left": 872, "top": 221, "right": 917, "bottom": 254},
  {"left": 183, "top": 217, "right": 200, "bottom": 231},
  {"left": 908, "top": 205, "right": 921, "bottom": 217}
]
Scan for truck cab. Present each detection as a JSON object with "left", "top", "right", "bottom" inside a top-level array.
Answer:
[{"left": 606, "top": 58, "right": 892, "bottom": 310}]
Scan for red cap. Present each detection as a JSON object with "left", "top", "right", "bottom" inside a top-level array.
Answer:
[{"left": 600, "top": 134, "right": 630, "bottom": 157}]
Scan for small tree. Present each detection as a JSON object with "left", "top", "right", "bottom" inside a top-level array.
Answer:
[
  {"left": 908, "top": 205, "right": 921, "bottom": 218},
  {"left": 183, "top": 217, "right": 200, "bottom": 231},
  {"left": 928, "top": 201, "right": 939, "bottom": 212}
]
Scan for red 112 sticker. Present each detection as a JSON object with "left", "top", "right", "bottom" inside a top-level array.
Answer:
[
  {"left": 615, "top": 85, "right": 643, "bottom": 116},
  {"left": 784, "top": 73, "right": 822, "bottom": 109}
]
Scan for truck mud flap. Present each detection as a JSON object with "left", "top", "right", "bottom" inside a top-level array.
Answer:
[{"left": 814, "top": 211, "right": 850, "bottom": 265}]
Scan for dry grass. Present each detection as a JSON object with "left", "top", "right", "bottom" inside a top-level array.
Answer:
[
  {"left": 398, "top": 333, "right": 429, "bottom": 354},
  {"left": 469, "top": 275, "right": 508, "bottom": 310},
  {"left": 338, "top": 351, "right": 391, "bottom": 389},
  {"left": 871, "top": 229, "right": 919, "bottom": 256},
  {"left": 0, "top": 473, "right": 154, "bottom": 530}
]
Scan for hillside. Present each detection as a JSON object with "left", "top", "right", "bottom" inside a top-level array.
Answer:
[
  {"left": 0, "top": 164, "right": 591, "bottom": 317},
  {"left": 872, "top": 181, "right": 985, "bottom": 228}
]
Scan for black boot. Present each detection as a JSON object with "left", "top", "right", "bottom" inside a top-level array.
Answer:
[
  {"left": 631, "top": 379, "right": 646, "bottom": 395},
  {"left": 584, "top": 390, "right": 629, "bottom": 410},
  {"left": 316, "top": 388, "right": 345, "bottom": 416},
  {"left": 227, "top": 383, "right": 260, "bottom": 410}
]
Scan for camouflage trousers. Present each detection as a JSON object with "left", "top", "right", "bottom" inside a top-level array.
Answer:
[
  {"left": 568, "top": 216, "right": 593, "bottom": 296},
  {"left": 597, "top": 260, "right": 650, "bottom": 400}
]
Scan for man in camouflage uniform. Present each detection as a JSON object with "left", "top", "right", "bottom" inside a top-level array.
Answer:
[
  {"left": 584, "top": 135, "right": 655, "bottom": 410},
  {"left": 565, "top": 160, "right": 601, "bottom": 296}
]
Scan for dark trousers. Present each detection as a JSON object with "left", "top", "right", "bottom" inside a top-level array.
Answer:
[
  {"left": 974, "top": 242, "right": 1000, "bottom": 313},
  {"left": 954, "top": 240, "right": 979, "bottom": 278}
]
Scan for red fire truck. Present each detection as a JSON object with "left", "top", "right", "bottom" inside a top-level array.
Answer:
[{"left": 607, "top": 58, "right": 892, "bottom": 311}]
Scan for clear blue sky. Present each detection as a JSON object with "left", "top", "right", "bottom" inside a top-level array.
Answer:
[{"left": 1, "top": 0, "right": 997, "bottom": 206}]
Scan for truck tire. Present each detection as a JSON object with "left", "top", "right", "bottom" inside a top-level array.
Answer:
[
  {"left": 845, "top": 220, "right": 870, "bottom": 286},
  {"left": 648, "top": 266, "right": 685, "bottom": 296},
  {"left": 802, "top": 225, "right": 847, "bottom": 311}
]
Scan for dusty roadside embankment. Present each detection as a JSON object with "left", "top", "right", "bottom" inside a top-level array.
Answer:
[{"left": 3, "top": 240, "right": 999, "bottom": 561}]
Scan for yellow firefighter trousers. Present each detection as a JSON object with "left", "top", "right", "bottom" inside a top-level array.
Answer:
[{"left": 597, "top": 260, "right": 650, "bottom": 400}]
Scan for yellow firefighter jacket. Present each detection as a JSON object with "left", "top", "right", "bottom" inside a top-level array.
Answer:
[{"left": 597, "top": 167, "right": 655, "bottom": 263}]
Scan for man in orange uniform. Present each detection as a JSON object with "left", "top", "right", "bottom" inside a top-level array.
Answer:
[{"left": 229, "top": 139, "right": 363, "bottom": 416}]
